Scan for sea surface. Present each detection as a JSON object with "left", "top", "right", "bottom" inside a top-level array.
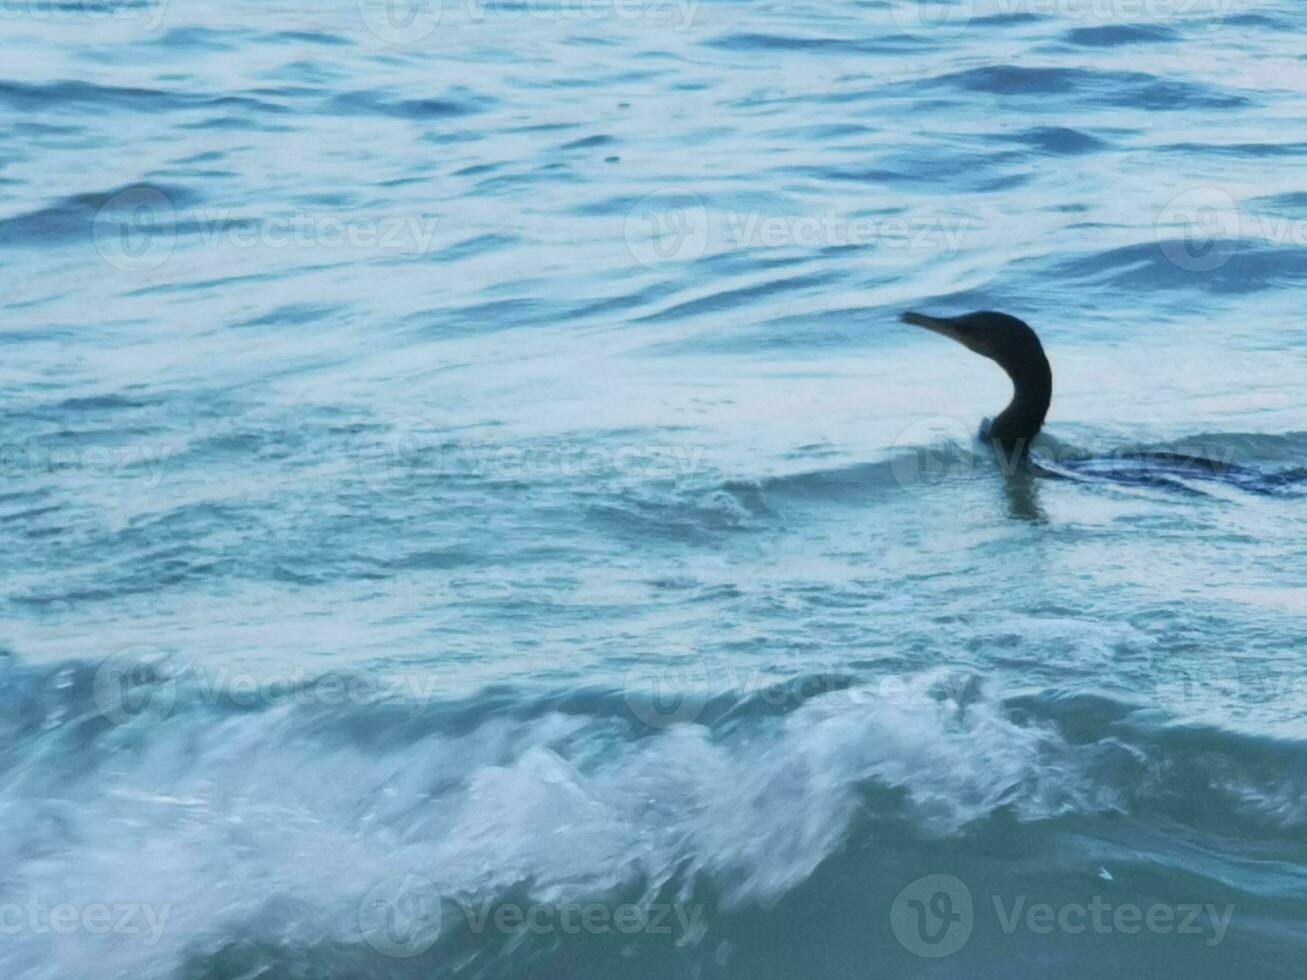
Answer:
[{"left": 2, "top": 0, "right": 1306, "bottom": 977}]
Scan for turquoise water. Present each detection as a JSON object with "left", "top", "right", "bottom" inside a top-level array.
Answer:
[{"left": 2, "top": 1, "right": 1307, "bottom": 977}]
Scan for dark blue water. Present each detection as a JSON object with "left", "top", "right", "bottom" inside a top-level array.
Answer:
[{"left": 3, "top": 1, "right": 1307, "bottom": 977}]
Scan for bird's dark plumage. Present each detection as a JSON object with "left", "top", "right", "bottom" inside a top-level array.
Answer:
[
  {"left": 901, "top": 310, "right": 1052, "bottom": 458},
  {"left": 898, "top": 309, "right": 1305, "bottom": 500}
]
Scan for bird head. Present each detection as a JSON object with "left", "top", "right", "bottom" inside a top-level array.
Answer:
[
  {"left": 899, "top": 308, "right": 1054, "bottom": 454},
  {"left": 900, "top": 310, "right": 1044, "bottom": 376}
]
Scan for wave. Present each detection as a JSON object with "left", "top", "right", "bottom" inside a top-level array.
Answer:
[
  {"left": 705, "top": 33, "right": 900, "bottom": 55},
  {"left": 327, "top": 90, "right": 490, "bottom": 120},
  {"left": 633, "top": 273, "right": 842, "bottom": 324},
  {"left": 583, "top": 480, "right": 776, "bottom": 540},
  {"left": 4, "top": 657, "right": 1307, "bottom": 978},
  {"left": 1063, "top": 25, "right": 1181, "bottom": 47},
  {"left": 0, "top": 183, "right": 200, "bottom": 248},
  {"left": 0, "top": 79, "right": 282, "bottom": 115},
  {"left": 914, "top": 66, "right": 1251, "bottom": 111},
  {"left": 988, "top": 126, "right": 1108, "bottom": 155},
  {"left": 758, "top": 456, "right": 931, "bottom": 503},
  {"left": 1044, "top": 240, "right": 1307, "bottom": 294}
]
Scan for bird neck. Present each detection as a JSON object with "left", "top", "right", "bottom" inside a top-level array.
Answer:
[{"left": 989, "top": 353, "right": 1052, "bottom": 458}]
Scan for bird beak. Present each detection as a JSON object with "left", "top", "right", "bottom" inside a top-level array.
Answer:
[{"left": 900, "top": 311, "right": 973, "bottom": 349}]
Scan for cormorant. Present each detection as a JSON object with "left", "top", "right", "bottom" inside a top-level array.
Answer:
[
  {"left": 901, "top": 310, "right": 1050, "bottom": 460},
  {"left": 899, "top": 308, "right": 1304, "bottom": 496}
]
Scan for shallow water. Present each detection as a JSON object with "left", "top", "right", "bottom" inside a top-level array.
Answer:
[{"left": 2, "top": 0, "right": 1306, "bottom": 977}]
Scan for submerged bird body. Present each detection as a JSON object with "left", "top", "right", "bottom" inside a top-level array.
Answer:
[{"left": 899, "top": 308, "right": 1302, "bottom": 498}]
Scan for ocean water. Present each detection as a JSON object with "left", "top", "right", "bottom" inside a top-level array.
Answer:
[{"left": 3, "top": 0, "right": 1307, "bottom": 976}]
